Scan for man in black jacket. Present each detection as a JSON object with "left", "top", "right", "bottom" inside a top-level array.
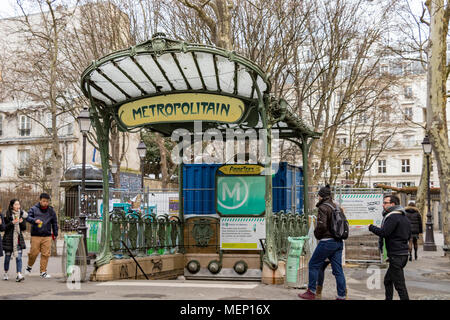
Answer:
[
  {"left": 368, "top": 194, "right": 411, "bottom": 300},
  {"left": 298, "top": 185, "right": 347, "bottom": 300},
  {"left": 25, "top": 193, "right": 58, "bottom": 279}
]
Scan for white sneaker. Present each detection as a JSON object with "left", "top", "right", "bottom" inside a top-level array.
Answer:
[
  {"left": 25, "top": 266, "right": 32, "bottom": 275},
  {"left": 16, "top": 273, "right": 24, "bottom": 282},
  {"left": 3, "top": 273, "right": 8, "bottom": 281},
  {"left": 40, "top": 272, "right": 51, "bottom": 279}
]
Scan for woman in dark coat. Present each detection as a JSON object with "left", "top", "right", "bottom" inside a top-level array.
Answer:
[
  {"left": 0, "top": 212, "right": 4, "bottom": 257},
  {"left": 405, "top": 202, "right": 423, "bottom": 261},
  {"left": 2, "top": 199, "right": 27, "bottom": 282}
]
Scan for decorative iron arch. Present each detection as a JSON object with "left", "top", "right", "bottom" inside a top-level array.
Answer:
[{"left": 80, "top": 33, "right": 321, "bottom": 269}]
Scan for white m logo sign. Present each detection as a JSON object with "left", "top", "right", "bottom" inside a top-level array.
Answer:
[{"left": 223, "top": 182, "right": 240, "bottom": 201}]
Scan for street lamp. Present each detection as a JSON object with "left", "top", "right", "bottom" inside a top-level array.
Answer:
[
  {"left": 111, "top": 163, "right": 118, "bottom": 188},
  {"left": 137, "top": 141, "right": 147, "bottom": 189},
  {"left": 77, "top": 107, "right": 92, "bottom": 263},
  {"left": 342, "top": 158, "right": 351, "bottom": 181},
  {"left": 421, "top": 135, "right": 436, "bottom": 251}
]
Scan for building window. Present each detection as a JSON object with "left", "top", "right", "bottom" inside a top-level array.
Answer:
[
  {"left": 404, "top": 86, "right": 413, "bottom": 98},
  {"left": 358, "top": 138, "right": 368, "bottom": 149},
  {"left": 381, "top": 110, "right": 389, "bottom": 122},
  {"left": 312, "top": 162, "right": 319, "bottom": 175},
  {"left": 0, "top": 114, "right": 3, "bottom": 136},
  {"left": 0, "top": 150, "right": 2, "bottom": 177},
  {"left": 44, "top": 149, "right": 52, "bottom": 175},
  {"left": 403, "top": 135, "right": 415, "bottom": 147},
  {"left": 355, "top": 160, "right": 363, "bottom": 172},
  {"left": 336, "top": 137, "right": 347, "bottom": 147},
  {"left": 18, "top": 150, "right": 30, "bottom": 176},
  {"left": 404, "top": 107, "right": 413, "bottom": 120},
  {"left": 397, "top": 181, "right": 415, "bottom": 188},
  {"left": 358, "top": 112, "right": 368, "bottom": 124},
  {"left": 19, "top": 115, "right": 31, "bottom": 136},
  {"left": 378, "top": 160, "right": 386, "bottom": 173},
  {"left": 401, "top": 159, "right": 410, "bottom": 173},
  {"left": 46, "top": 113, "right": 53, "bottom": 134}
]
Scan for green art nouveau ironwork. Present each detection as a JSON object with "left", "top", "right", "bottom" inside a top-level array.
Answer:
[
  {"left": 80, "top": 33, "right": 321, "bottom": 270},
  {"left": 192, "top": 218, "right": 215, "bottom": 248}
]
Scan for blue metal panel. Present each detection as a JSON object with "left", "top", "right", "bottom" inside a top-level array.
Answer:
[
  {"left": 182, "top": 162, "right": 304, "bottom": 215},
  {"left": 183, "top": 164, "right": 221, "bottom": 215}
]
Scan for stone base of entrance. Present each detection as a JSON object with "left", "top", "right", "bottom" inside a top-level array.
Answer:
[
  {"left": 183, "top": 253, "right": 262, "bottom": 280},
  {"left": 261, "top": 261, "right": 285, "bottom": 285},
  {"left": 90, "top": 253, "right": 184, "bottom": 281}
]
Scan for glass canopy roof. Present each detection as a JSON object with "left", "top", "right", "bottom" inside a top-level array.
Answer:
[
  {"left": 81, "top": 34, "right": 269, "bottom": 107},
  {"left": 80, "top": 33, "right": 320, "bottom": 140}
]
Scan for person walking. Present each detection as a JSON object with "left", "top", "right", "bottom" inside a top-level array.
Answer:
[
  {"left": 2, "top": 199, "right": 27, "bottom": 282},
  {"left": 25, "top": 193, "right": 58, "bottom": 279},
  {"left": 405, "top": 202, "right": 423, "bottom": 261},
  {"left": 298, "top": 185, "right": 347, "bottom": 300},
  {"left": 0, "top": 211, "right": 4, "bottom": 263},
  {"left": 368, "top": 194, "right": 411, "bottom": 300}
]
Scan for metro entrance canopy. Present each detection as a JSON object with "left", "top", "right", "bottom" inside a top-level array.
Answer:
[{"left": 80, "top": 33, "right": 321, "bottom": 269}]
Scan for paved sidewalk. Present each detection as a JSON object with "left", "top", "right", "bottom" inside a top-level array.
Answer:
[{"left": 0, "top": 233, "right": 448, "bottom": 300}]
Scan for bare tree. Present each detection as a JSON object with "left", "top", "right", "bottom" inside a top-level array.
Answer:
[
  {"left": 60, "top": 0, "right": 137, "bottom": 188},
  {"left": 14, "top": 144, "right": 53, "bottom": 192},
  {"left": 2, "top": 1, "right": 81, "bottom": 256},
  {"left": 389, "top": 0, "right": 450, "bottom": 256},
  {"left": 425, "top": 0, "right": 450, "bottom": 257}
]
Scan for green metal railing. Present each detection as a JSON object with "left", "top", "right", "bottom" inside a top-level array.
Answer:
[
  {"left": 87, "top": 209, "right": 182, "bottom": 258},
  {"left": 87, "top": 209, "right": 308, "bottom": 263},
  {"left": 270, "top": 211, "right": 309, "bottom": 261}
]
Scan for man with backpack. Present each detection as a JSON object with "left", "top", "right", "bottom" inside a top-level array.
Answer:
[
  {"left": 368, "top": 194, "right": 411, "bottom": 300},
  {"left": 298, "top": 185, "right": 348, "bottom": 300}
]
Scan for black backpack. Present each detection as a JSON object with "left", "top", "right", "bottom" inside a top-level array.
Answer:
[{"left": 323, "top": 202, "right": 349, "bottom": 240}]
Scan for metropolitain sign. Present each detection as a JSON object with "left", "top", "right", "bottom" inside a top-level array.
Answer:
[{"left": 118, "top": 93, "right": 245, "bottom": 127}]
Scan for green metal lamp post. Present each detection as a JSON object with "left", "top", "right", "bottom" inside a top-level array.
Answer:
[
  {"left": 422, "top": 135, "right": 436, "bottom": 251},
  {"left": 137, "top": 140, "right": 147, "bottom": 190},
  {"left": 77, "top": 107, "right": 91, "bottom": 263}
]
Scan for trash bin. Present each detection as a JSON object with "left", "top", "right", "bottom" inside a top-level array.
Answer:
[
  {"left": 62, "top": 234, "right": 87, "bottom": 282},
  {"left": 86, "top": 219, "right": 102, "bottom": 253},
  {"left": 285, "top": 236, "right": 309, "bottom": 288}
]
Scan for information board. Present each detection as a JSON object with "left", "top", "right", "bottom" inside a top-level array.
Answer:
[
  {"left": 339, "top": 194, "right": 383, "bottom": 227},
  {"left": 220, "top": 217, "right": 265, "bottom": 250}
]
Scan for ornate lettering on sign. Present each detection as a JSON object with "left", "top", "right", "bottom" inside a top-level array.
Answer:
[
  {"left": 218, "top": 164, "right": 264, "bottom": 175},
  {"left": 118, "top": 93, "right": 245, "bottom": 127}
]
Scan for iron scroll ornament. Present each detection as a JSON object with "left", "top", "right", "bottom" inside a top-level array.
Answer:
[{"left": 192, "top": 218, "right": 214, "bottom": 248}]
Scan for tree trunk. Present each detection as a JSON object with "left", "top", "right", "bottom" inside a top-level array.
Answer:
[
  {"left": 428, "top": 0, "right": 450, "bottom": 257},
  {"left": 416, "top": 153, "right": 428, "bottom": 229}
]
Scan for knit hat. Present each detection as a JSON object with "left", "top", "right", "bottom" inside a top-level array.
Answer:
[{"left": 318, "top": 184, "right": 331, "bottom": 198}]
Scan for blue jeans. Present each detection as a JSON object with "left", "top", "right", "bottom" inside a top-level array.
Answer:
[
  {"left": 308, "top": 239, "right": 346, "bottom": 298},
  {"left": 317, "top": 259, "right": 330, "bottom": 286},
  {"left": 4, "top": 246, "right": 23, "bottom": 273}
]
